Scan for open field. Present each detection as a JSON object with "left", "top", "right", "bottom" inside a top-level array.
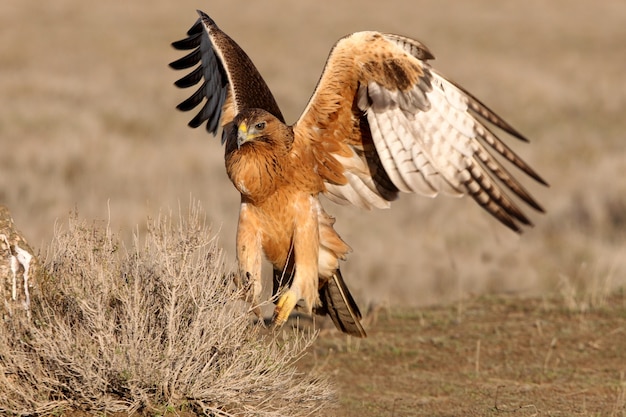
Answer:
[
  {"left": 1, "top": 0, "right": 625, "bottom": 415},
  {"left": 300, "top": 291, "right": 626, "bottom": 416}
]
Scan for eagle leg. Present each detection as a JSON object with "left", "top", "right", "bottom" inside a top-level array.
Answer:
[
  {"left": 273, "top": 196, "right": 320, "bottom": 327},
  {"left": 235, "top": 204, "right": 263, "bottom": 317}
]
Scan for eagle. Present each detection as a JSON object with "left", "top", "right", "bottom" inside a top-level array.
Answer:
[{"left": 170, "top": 11, "right": 546, "bottom": 338}]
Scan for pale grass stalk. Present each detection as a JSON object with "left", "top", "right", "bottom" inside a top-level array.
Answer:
[
  {"left": 475, "top": 339, "right": 481, "bottom": 375},
  {"left": 611, "top": 371, "right": 626, "bottom": 417},
  {"left": 558, "top": 261, "right": 617, "bottom": 313}
]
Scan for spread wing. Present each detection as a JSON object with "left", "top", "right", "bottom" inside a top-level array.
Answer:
[
  {"left": 294, "top": 31, "right": 547, "bottom": 233},
  {"left": 170, "top": 11, "right": 284, "bottom": 141}
]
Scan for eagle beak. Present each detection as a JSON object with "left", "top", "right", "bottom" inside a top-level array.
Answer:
[{"left": 237, "top": 122, "right": 250, "bottom": 149}]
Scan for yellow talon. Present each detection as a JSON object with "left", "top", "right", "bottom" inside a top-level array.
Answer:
[{"left": 273, "top": 291, "right": 299, "bottom": 327}]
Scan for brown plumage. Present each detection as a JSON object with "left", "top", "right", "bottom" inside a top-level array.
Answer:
[{"left": 170, "top": 11, "right": 547, "bottom": 337}]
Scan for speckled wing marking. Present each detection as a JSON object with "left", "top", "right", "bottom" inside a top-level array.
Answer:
[{"left": 295, "top": 32, "right": 547, "bottom": 232}]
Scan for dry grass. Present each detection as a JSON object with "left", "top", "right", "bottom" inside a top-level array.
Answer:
[{"left": 0, "top": 204, "right": 332, "bottom": 416}]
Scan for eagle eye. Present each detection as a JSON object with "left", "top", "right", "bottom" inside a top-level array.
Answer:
[{"left": 254, "top": 121, "right": 266, "bottom": 130}]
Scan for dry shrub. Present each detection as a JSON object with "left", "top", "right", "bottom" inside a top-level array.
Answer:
[{"left": 0, "top": 204, "right": 332, "bottom": 416}]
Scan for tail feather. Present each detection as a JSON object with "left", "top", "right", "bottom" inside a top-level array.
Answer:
[
  {"left": 317, "top": 269, "right": 367, "bottom": 338},
  {"left": 273, "top": 266, "right": 366, "bottom": 338}
]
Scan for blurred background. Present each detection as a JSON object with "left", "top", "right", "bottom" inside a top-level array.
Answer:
[{"left": 1, "top": 0, "right": 624, "bottom": 307}]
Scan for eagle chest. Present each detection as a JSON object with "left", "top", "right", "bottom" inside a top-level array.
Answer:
[{"left": 226, "top": 151, "right": 283, "bottom": 203}]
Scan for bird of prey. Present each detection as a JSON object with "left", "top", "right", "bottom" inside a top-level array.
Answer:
[{"left": 170, "top": 11, "right": 546, "bottom": 337}]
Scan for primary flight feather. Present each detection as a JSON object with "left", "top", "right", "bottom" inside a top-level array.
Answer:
[{"left": 170, "top": 11, "right": 547, "bottom": 337}]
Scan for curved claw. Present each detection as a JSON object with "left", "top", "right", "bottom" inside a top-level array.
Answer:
[{"left": 273, "top": 290, "right": 299, "bottom": 327}]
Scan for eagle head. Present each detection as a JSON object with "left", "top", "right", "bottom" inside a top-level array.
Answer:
[{"left": 231, "top": 109, "right": 293, "bottom": 152}]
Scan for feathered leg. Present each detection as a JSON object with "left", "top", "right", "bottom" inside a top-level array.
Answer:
[
  {"left": 235, "top": 203, "right": 263, "bottom": 316},
  {"left": 273, "top": 197, "right": 320, "bottom": 326}
]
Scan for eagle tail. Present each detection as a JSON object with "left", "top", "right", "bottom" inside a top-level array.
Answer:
[{"left": 317, "top": 269, "right": 367, "bottom": 338}]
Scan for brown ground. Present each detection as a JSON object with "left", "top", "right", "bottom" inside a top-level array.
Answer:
[{"left": 300, "top": 292, "right": 626, "bottom": 416}]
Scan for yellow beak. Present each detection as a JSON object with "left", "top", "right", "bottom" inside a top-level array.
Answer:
[{"left": 237, "top": 122, "right": 250, "bottom": 149}]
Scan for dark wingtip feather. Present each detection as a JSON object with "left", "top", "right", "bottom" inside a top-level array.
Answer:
[
  {"left": 175, "top": 82, "right": 206, "bottom": 112},
  {"left": 171, "top": 32, "right": 201, "bottom": 51},
  {"left": 187, "top": 113, "right": 205, "bottom": 129},
  {"left": 521, "top": 192, "right": 546, "bottom": 213},
  {"left": 169, "top": 48, "right": 201, "bottom": 70},
  {"left": 516, "top": 158, "right": 549, "bottom": 187},
  {"left": 174, "top": 66, "right": 203, "bottom": 88},
  {"left": 496, "top": 210, "right": 524, "bottom": 234},
  {"left": 187, "top": 17, "right": 203, "bottom": 36},
  {"left": 531, "top": 172, "right": 549, "bottom": 188}
]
